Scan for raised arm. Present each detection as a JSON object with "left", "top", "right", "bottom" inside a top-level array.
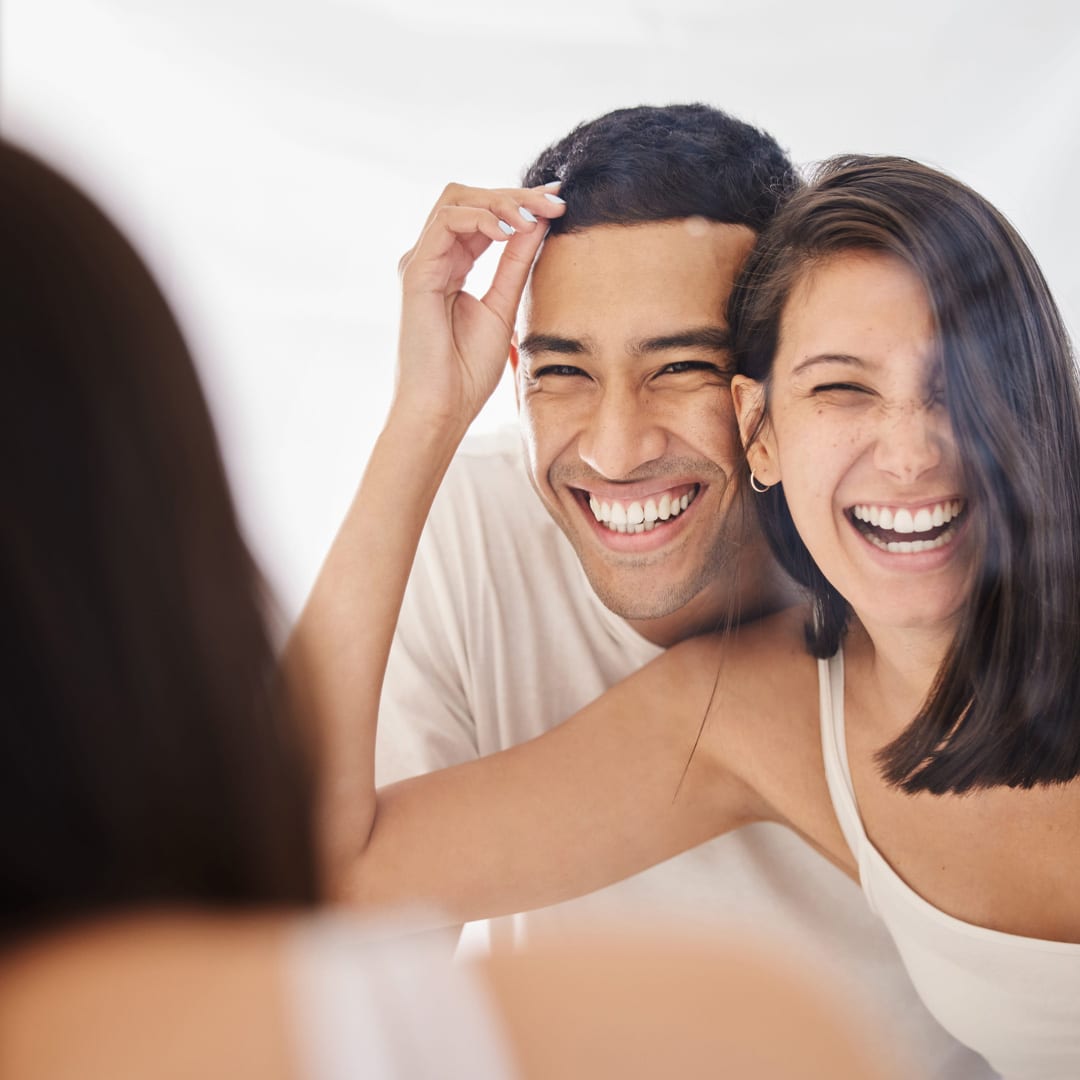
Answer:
[{"left": 286, "top": 183, "right": 567, "bottom": 885}]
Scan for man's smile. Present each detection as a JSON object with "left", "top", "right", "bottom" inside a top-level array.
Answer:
[{"left": 583, "top": 483, "right": 700, "bottom": 534}]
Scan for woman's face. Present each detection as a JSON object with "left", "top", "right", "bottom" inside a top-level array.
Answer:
[{"left": 738, "top": 250, "right": 974, "bottom": 637}]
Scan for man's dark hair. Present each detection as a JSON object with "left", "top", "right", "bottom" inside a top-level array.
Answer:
[
  {"left": 0, "top": 141, "right": 319, "bottom": 942},
  {"left": 522, "top": 103, "right": 799, "bottom": 235}
]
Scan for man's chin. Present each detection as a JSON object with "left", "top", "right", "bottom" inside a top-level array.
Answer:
[{"left": 583, "top": 572, "right": 702, "bottom": 624}]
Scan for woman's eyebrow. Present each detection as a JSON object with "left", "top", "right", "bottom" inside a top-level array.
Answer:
[{"left": 791, "top": 353, "right": 867, "bottom": 377}]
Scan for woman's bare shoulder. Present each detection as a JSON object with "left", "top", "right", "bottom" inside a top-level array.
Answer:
[
  {"left": 0, "top": 913, "right": 297, "bottom": 1080},
  {"left": 662, "top": 604, "right": 819, "bottom": 700},
  {"left": 664, "top": 606, "right": 849, "bottom": 864}
]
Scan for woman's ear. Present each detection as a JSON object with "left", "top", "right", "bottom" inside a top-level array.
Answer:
[{"left": 731, "top": 375, "right": 780, "bottom": 485}]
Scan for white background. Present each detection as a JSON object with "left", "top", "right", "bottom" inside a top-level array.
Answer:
[{"left": 5, "top": 0, "right": 1078, "bottom": 619}]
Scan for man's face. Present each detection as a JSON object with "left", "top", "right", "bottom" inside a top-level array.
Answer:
[{"left": 514, "top": 219, "right": 757, "bottom": 627}]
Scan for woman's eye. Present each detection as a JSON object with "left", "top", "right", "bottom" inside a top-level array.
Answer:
[{"left": 812, "top": 382, "right": 868, "bottom": 396}]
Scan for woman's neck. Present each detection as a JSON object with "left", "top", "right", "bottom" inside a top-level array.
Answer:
[{"left": 847, "top": 616, "right": 956, "bottom": 731}]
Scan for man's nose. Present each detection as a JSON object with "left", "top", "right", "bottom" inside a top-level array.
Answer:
[
  {"left": 577, "top": 386, "right": 668, "bottom": 480},
  {"left": 872, "top": 401, "right": 945, "bottom": 484}
]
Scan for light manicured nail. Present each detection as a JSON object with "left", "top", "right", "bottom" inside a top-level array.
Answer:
[
  {"left": 543, "top": 193, "right": 566, "bottom": 205},
  {"left": 498, "top": 219, "right": 515, "bottom": 235},
  {"left": 544, "top": 180, "right": 562, "bottom": 189},
  {"left": 518, "top": 206, "right": 537, "bottom": 223}
]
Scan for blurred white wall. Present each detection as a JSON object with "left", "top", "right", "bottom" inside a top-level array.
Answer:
[{"left": 4, "top": 0, "right": 1079, "bottom": 617}]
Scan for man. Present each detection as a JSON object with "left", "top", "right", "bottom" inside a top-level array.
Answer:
[{"left": 371, "top": 105, "right": 993, "bottom": 1077}]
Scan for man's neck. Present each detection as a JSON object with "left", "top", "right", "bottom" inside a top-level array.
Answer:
[{"left": 626, "top": 547, "right": 800, "bottom": 649}]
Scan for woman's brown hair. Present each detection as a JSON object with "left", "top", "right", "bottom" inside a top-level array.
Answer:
[{"left": 729, "top": 155, "right": 1080, "bottom": 795}]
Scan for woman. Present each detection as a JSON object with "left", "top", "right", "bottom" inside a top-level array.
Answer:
[
  {"left": 0, "top": 141, "right": 882, "bottom": 1079},
  {"left": 298, "top": 157, "right": 1080, "bottom": 1078}
]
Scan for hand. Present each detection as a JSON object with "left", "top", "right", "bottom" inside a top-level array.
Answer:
[{"left": 394, "top": 182, "right": 566, "bottom": 431}]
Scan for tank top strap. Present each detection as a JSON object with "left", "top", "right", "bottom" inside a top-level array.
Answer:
[{"left": 817, "top": 650, "right": 880, "bottom": 914}]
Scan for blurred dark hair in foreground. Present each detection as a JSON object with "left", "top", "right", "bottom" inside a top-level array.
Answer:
[{"left": 0, "top": 140, "right": 318, "bottom": 943}]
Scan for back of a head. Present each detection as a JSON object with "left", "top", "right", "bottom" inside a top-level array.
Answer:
[
  {"left": 522, "top": 103, "right": 799, "bottom": 235},
  {"left": 0, "top": 141, "right": 318, "bottom": 942}
]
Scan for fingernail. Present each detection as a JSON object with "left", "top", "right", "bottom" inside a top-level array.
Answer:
[
  {"left": 498, "top": 219, "right": 515, "bottom": 235},
  {"left": 544, "top": 180, "right": 562, "bottom": 190},
  {"left": 543, "top": 193, "right": 565, "bottom": 205},
  {"left": 518, "top": 206, "right": 537, "bottom": 224}
]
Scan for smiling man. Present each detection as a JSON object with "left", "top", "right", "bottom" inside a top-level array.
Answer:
[
  {"left": 370, "top": 106, "right": 994, "bottom": 1079},
  {"left": 513, "top": 216, "right": 784, "bottom": 644}
]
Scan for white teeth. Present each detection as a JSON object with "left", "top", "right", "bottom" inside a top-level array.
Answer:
[
  {"left": 852, "top": 500, "right": 964, "bottom": 534},
  {"left": 588, "top": 487, "right": 697, "bottom": 533},
  {"left": 863, "top": 527, "right": 957, "bottom": 554}
]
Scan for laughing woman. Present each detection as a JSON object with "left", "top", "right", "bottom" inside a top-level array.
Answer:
[{"left": 297, "top": 156, "right": 1080, "bottom": 1078}]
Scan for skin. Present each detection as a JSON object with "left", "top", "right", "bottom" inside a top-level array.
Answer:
[{"left": 511, "top": 220, "right": 792, "bottom": 644}]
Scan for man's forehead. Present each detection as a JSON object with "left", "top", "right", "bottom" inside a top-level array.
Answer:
[{"left": 521, "top": 219, "right": 756, "bottom": 336}]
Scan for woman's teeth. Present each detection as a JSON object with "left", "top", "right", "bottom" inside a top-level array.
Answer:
[
  {"left": 850, "top": 499, "right": 965, "bottom": 553},
  {"left": 588, "top": 487, "right": 698, "bottom": 534}
]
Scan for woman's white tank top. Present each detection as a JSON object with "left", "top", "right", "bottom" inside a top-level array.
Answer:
[{"left": 818, "top": 651, "right": 1080, "bottom": 1080}]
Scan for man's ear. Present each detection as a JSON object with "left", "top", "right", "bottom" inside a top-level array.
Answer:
[
  {"left": 509, "top": 333, "right": 521, "bottom": 409},
  {"left": 731, "top": 375, "right": 779, "bottom": 485}
]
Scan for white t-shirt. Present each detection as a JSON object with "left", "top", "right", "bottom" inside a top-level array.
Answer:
[{"left": 376, "top": 427, "right": 997, "bottom": 1080}]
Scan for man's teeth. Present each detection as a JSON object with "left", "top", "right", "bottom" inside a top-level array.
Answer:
[
  {"left": 587, "top": 488, "right": 696, "bottom": 534},
  {"left": 851, "top": 499, "right": 965, "bottom": 553}
]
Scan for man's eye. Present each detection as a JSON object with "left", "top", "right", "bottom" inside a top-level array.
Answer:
[
  {"left": 658, "top": 361, "right": 727, "bottom": 378},
  {"left": 533, "top": 364, "right": 587, "bottom": 379}
]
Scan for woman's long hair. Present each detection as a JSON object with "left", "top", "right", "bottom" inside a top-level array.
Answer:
[
  {"left": 0, "top": 141, "right": 318, "bottom": 941},
  {"left": 729, "top": 155, "right": 1080, "bottom": 795}
]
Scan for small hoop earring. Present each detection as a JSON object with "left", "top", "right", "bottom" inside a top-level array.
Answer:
[{"left": 749, "top": 471, "right": 771, "bottom": 494}]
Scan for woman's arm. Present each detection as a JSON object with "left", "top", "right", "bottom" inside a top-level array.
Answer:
[
  {"left": 286, "top": 183, "right": 567, "bottom": 886},
  {"left": 342, "top": 635, "right": 771, "bottom": 921}
]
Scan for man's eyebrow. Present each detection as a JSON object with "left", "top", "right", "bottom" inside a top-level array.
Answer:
[
  {"left": 632, "top": 327, "right": 731, "bottom": 354},
  {"left": 791, "top": 353, "right": 867, "bottom": 376},
  {"left": 518, "top": 333, "right": 585, "bottom": 358}
]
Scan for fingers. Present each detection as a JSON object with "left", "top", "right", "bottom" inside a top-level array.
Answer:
[
  {"left": 482, "top": 220, "right": 550, "bottom": 330},
  {"left": 421, "top": 180, "right": 565, "bottom": 236},
  {"left": 399, "top": 182, "right": 566, "bottom": 294}
]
